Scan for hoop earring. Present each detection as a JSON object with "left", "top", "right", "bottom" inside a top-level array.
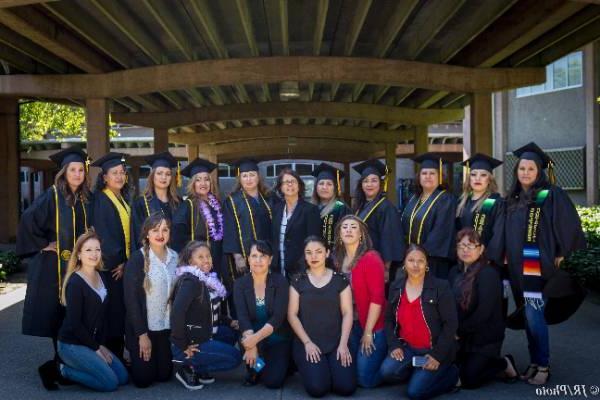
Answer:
[
  {"left": 359, "top": 236, "right": 363, "bottom": 244},
  {"left": 425, "top": 266, "right": 430, "bottom": 272}
]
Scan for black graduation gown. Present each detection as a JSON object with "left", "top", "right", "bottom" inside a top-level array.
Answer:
[
  {"left": 130, "top": 193, "right": 177, "bottom": 252},
  {"left": 271, "top": 199, "right": 321, "bottom": 277},
  {"left": 171, "top": 198, "right": 225, "bottom": 279},
  {"left": 17, "top": 186, "right": 90, "bottom": 338},
  {"left": 223, "top": 190, "right": 273, "bottom": 257},
  {"left": 401, "top": 188, "right": 457, "bottom": 278},
  {"left": 91, "top": 190, "right": 129, "bottom": 339},
  {"left": 319, "top": 200, "right": 352, "bottom": 249},
  {"left": 456, "top": 193, "right": 505, "bottom": 266},
  {"left": 505, "top": 185, "right": 586, "bottom": 299},
  {"left": 356, "top": 194, "right": 404, "bottom": 264}
]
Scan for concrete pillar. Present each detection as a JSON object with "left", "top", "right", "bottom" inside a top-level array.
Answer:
[
  {"left": 0, "top": 98, "right": 20, "bottom": 243},
  {"left": 493, "top": 91, "right": 509, "bottom": 195},
  {"left": 154, "top": 128, "right": 169, "bottom": 154},
  {"left": 186, "top": 144, "right": 199, "bottom": 162},
  {"left": 85, "top": 98, "right": 109, "bottom": 181},
  {"left": 584, "top": 41, "right": 600, "bottom": 206},
  {"left": 385, "top": 143, "right": 397, "bottom": 206},
  {"left": 343, "top": 161, "right": 352, "bottom": 205},
  {"left": 467, "top": 93, "right": 493, "bottom": 156}
]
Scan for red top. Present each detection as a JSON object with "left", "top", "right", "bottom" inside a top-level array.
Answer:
[
  {"left": 350, "top": 250, "right": 386, "bottom": 332},
  {"left": 396, "top": 290, "right": 431, "bottom": 349}
]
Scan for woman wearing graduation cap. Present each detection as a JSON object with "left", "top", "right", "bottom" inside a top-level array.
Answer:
[
  {"left": 91, "top": 152, "right": 132, "bottom": 361},
  {"left": 223, "top": 158, "right": 273, "bottom": 280},
  {"left": 401, "top": 153, "right": 457, "bottom": 279},
  {"left": 17, "top": 146, "right": 92, "bottom": 390},
  {"left": 130, "top": 152, "right": 181, "bottom": 251},
  {"left": 171, "top": 158, "right": 225, "bottom": 277},
  {"left": 505, "top": 142, "right": 586, "bottom": 385},
  {"left": 353, "top": 159, "right": 404, "bottom": 278},
  {"left": 311, "top": 163, "right": 352, "bottom": 249},
  {"left": 456, "top": 154, "right": 505, "bottom": 267}
]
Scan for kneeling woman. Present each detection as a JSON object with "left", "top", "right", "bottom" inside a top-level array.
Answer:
[
  {"left": 57, "top": 231, "right": 128, "bottom": 392},
  {"left": 170, "top": 241, "right": 241, "bottom": 390},
  {"left": 380, "top": 244, "right": 459, "bottom": 400},
  {"left": 449, "top": 228, "right": 517, "bottom": 389},
  {"left": 124, "top": 213, "right": 178, "bottom": 388},
  {"left": 234, "top": 240, "right": 292, "bottom": 388},
  {"left": 288, "top": 236, "right": 356, "bottom": 398}
]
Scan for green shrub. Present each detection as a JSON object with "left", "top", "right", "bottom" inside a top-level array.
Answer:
[
  {"left": 563, "top": 206, "right": 600, "bottom": 291},
  {"left": 0, "top": 251, "right": 21, "bottom": 283}
]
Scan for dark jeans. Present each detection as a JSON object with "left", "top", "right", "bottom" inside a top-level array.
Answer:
[
  {"left": 458, "top": 352, "right": 507, "bottom": 389},
  {"left": 171, "top": 325, "right": 241, "bottom": 374},
  {"left": 525, "top": 298, "right": 550, "bottom": 367},
  {"left": 348, "top": 322, "right": 387, "bottom": 388},
  {"left": 380, "top": 345, "right": 458, "bottom": 400},
  {"left": 58, "top": 341, "right": 128, "bottom": 392},
  {"left": 126, "top": 329, "right": 172, "bottom": 388},
  {"left": 256, "top": 339, "right": 292, "bottom": 389},
  {"left": 293, "top": 340, "right": 357, "bottom": 398}
]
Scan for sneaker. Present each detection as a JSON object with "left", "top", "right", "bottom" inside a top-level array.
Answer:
[
  {"left": 175, "top": 366, "right": 203, "bottom": 390},
  {"left": 198, "top": 373, "right": 216, "bottom": 384}
]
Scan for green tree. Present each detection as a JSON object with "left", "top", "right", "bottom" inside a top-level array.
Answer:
[{"left": 19, "top": 101, "right": 86, "bottom": 141}]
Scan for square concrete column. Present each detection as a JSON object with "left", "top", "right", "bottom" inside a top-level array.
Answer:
[
  {"left": 493, "top": 91, "right": 509, "bottom": 195},
  {"left": 584, "top": 41, "right": 599, "bottom": 206},
  {"left": 154, "top": 128, "right": 169, "bottom": 154},
  {"left": 85, "top": 98, "right": 109, "bottom": 181},
  {"left": 464, "top": 93, "right": 493, "bottom": 157},
  {"left": 385, "top": 143, "right": 397, "bottom": 206},
  {"left": 0, "top": 98, "right": 20, "bottom": 243}
]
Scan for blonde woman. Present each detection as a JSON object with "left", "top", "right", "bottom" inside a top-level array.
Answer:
[
  {"left": 130, "top": 152, "right": 181, "bottom": 251},
  {"left": 57, "top": 231, "right": 128, "bottom": 392},
  {"left": 124, "top": 213, "right": 177, "bottom": 388},
  {"left": 172, "top": 158, "right": 225, "bottom": 277},
  {"left": 455, "top": 154, "right": 505, "bottom": 266}
]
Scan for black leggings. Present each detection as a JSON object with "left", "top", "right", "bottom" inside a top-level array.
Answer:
[
  {"left": 258, "top": 340, "right": 291, "bottom": 389},
  {"left": 293, "top": 341, "right": 356, "bottom": 398},
  {"left": 459, "top": 352, "right": 507, "bottom": 389},
  {"left": 126, "top": 330, "right": 173, "bottom": 388}
]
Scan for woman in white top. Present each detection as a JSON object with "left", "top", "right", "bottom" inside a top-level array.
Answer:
[{"left": 124, "top": 213, "right": 178, "bottom": 388}]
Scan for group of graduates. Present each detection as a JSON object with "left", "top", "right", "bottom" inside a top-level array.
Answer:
[{"left": 16, "top": 140, "right": 587, "bottom": 399}]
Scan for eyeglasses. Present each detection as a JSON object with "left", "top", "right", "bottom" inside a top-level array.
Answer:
[
  {"left": 457, "top": 243, "right": 481, "bottom": 250},
  {"left": 282, "top": 180, "right": 298, "bottom": 186}
]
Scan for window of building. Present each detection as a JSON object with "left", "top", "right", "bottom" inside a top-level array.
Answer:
[
  {"left": 218, "top": 164, "right": 232, "bottom": 178},
  {"left": 516, "top": 51, "right": 582, "bottom": 98},
  {"left": 295, "top": 163, "right": 314, "bottom": 176}
]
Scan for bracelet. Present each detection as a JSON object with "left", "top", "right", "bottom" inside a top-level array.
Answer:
[
  {"left": 364, "top": 333, "right": 373, "bottom": 338},
  {"left": 303, "top": 339, "right": 311, "bottom": 345}
]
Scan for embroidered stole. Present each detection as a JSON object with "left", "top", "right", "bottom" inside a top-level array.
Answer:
[
  {"left": 356, "top": 195, "right": 386, "bottom": 223},
  {"left": 103, "top": 188, "right": 131, "bottom": 258},
  {"left": 473, "top": 198, "right": 496, "bottom": 239},
  {"left": 404, "top": 189, "right": 446, "bottom": 245},
  {"left": 522, "top": 189, "right": 550, "bottom": 300},
  {"left": 187, "top": 198, "right": 210, "bottom": 243},
  {"left": 322, "top": 201, "right": 344, "bottom": 248}
]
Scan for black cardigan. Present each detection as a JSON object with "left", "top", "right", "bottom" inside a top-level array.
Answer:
[
  {"left": 233, "top": 272, "right": 291, "bottom": 338},
  {"left": 58, "top": 273, "right": 109, "bottom": 351},
  {"left": 123, "top": 249, "right": 150, "bottom": 338},
  {"left": 271, "top": 198, "right": 321, "bottom": 276},
  {"left": 448, "top": 263, "right": 505, "bottom": 353},
  {"left": 385, "top": 274, "right": 458, "bottom": 365}
]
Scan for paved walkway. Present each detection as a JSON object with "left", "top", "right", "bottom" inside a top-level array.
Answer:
[{"left": 1, "top": 292, "right": 599, "bottom": 400}]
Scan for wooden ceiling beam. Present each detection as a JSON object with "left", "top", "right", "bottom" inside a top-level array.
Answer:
[
  {"left": 308, "top": 0, "right": 329, "bottom": 101},
  {"left": 0, "top": 41, "right": 44, "bottom": 72},
  {"left": 169, "top": 125, "right": 413, "bottom": 146},
  {"left": 0, "top": 57, "right": 545, "bottom": 98},
  {"left": 0, "top": 0, "right": 57, "bottom": 8},
  {"left": 112, "top": 102, "right": 463, "bottom": 129}
]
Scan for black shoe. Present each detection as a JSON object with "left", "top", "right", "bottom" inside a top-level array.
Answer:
[
  {"left": 198, "top": 373, "right": 215, "bottom": 384},
  {"left": 243, "top": 369, "right": 258, "bottom": 386},
  {"left": 175, "top": 366, "right": 203, "bottom": 391},
  {"left": 503, "top": 354, "right": 519, "bottom": 384},
  {"left": 38, "top": 360, "right": 59, "bottom": 391}
]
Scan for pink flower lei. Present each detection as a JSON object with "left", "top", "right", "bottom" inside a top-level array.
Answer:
[{"left": 199, "top": 193, "right": 224, "bottom": 241}]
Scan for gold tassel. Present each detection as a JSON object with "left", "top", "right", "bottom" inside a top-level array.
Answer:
[
  {"left": 176, "top": 161, "right": 182, "bottom": 187},
  {"left": 465, "top": 160, "right": 470, "bottom": 182},
  {"left": 237, "top": 167, "right": 240, "bottom": 177},
  {"left": 85, "top": 157, "right": 90, "bottom": 175},
  {"left": 336, "top": 170, "right": 341, "bottom": 197},
  {"left": 548, "top": 160, "right": 556, "bottom": 185},
  {"left": 383, "top": 165, "right": 389, "bottom": 193},
  {"left": 439, "top": 158, "right": 443, "bottom": 186}
]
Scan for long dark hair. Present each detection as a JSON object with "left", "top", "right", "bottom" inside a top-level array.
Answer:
[
  {"left": 414, "top": 167, "right": 448, "bottom": 196},
  {"left": 54, "top": 163, "right": 91, "bottom": 206},
  {"left": 456, "top": 228, "right": 486, "bottom": 311},
  {"left": 506, "top": 160, "right": 550, "bottom": 210},
  {"left": 275, "top": 168, "right": 305, "bottom": 198},
  {"left": 300, "top": 235, "right": 335, "bottom": 271},
  {"left": 177, "top": 240, "right": 211, "bottom": 267},
  {"left": 93, "top": 168, "right": 132, "bottom": 202},
  {"left": 249, "top": 240, "right": 274, "bottom": 257},
  {"left": 333, "top": 215, "right": 373, "bottom": 271},
  {"left": 402, "top": 243, "right": 429, "bottom": 277},
  {"left": 140, "top": 213, "right": 171, "bottom": 293},
  {"left": 142, "top": 167, "right": 181, "bottom": 209},
  {"left": 352, "top": 176, "right": 383, "bottom": 213}
]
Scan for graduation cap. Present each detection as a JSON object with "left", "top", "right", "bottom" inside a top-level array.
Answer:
[
  {"left": 513, "top": 142, "right": 556, "bottom": 183},
  {"left": 49, "top": 146, "right": 88, "bottom": 169},
  {"left": 234, "top": 158, "right": 259, "bottom": 175},
  {"left": 181, "top": 158, "right": 217, "bottom": 178},
  {"left": 144, "top": 151, "right": 181, "bottom": 187},
  {"left": 506, "top": 270, "right": 587, "bottom": 330},
  {"left": 461, "top": 153, "right": 503, "bottom": 174},
  {"left": 312, "top": 163, "right": 345, "bottom": 196},
  {"left": 413, "top": 152, "right": 450, "bottom": 186},
  {"left": 353, "top": 159, "right": 389, "bottom": 192},
  {"left": 91, "top": 152, "right": 127, "bottom": 172}
]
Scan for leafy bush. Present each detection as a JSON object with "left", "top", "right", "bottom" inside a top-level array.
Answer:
[
  {"left": 0, "top": 251, "right": 21, "bottom": 283},
  {"left": 563, "top": 206, "right": 600, "bottom": 291}
]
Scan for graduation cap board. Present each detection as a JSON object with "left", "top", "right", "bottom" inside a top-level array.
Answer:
[
  {"left": 312, "top": 163, "right": 345, "bottom": 196},
  {"left": 512, "top": 142, "right": 556, "bottom": 183},
  {"left": 90, "top": 152, "right": 127, "bottom": 172},
  {"left": 353, "top": 159, "right": 389, "bottom": 192},
  {"left": 49, "top": 146, "right": 88, "bottom": 169},
  {"left": 461, "top": 153, "right": 503, "bottom": 173},
  {"left": 413, "top": 152, "right": 450, "bottom": 185},
  {"left": 181, "top": 158, "right": 217, "bottom": 178},
  {"left": 234, "top": 158, "right": 259, "bottom": 175},
  {"left": 144, "top": 152, "right": 178, "bottom": 169}
]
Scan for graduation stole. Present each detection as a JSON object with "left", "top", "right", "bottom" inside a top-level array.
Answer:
[
  {"left": 103, "top": 188, "right": 131, "bottom": 258},
  {"left": 357, "top": 195, "right": 386, "bottom": 223},
  {"left": 322, "top": 201, "right": 344, "bottom": 248},
  {"left": 187, "top": 198, "right": 210, "bottom": 243},
  {"left": 406, "top": 189, "right": 446, "bottom": 245},
  {"left": 522, "top": 189, "right": 550, "bottom": 300},
  {"left": 53, "top": 185, "right": 89, "bottom": 300},
  {"left": 472, "top": 198, "right": 496, "bottom": 238},
  {"left": 229, "top": 191, "right": 272, "bottom": 258},
  {"left": 143, "top": 194, "right": 167, "bottom": 218}
]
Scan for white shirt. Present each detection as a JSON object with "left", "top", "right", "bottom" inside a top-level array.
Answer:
[
  {"left": 76, "top": 271, "right": 107, "bottom": 302},
  {"left": 145, "top": 247, "right": 177, "bottom": 331},
  {"left": 279, "top": 205, "right": 294, "bottom": 276}
]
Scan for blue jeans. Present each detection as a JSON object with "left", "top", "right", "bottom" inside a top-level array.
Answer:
[
  {"left": 380, "top": 345, "right": 458, "bottom": 400},
  {"left": 57, "top": 341, "right": 128, "bottom": 392},
  {"left": 525, "top": 298, "right": 550, "bottom": 367},
  {"left": 171, "top": 325, "right": 242, "bottom": 374},
  {"left": 348, "top": 322, "right": 387, "bottom": 388}
]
